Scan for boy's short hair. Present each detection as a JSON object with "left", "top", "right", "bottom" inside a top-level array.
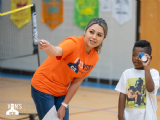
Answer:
[{"left": 133, "top": 40, "right": 152, "bottom": 55}]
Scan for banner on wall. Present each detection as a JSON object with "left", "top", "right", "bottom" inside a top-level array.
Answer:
[
  {"left": 0, "top": 0, "right": 1, "bottom": 18},
  {"left": 10, "top": 0, "right": 32, "bottom": 29},
  {"left": 0, "top": 0, "right": 1, "bottom": 11},
  {"left": 100, "top": 0, "right": 111, "bottom": 12},
  {"left": 74, "top": 0, "right": 99, "bottom": 30},
  {"left": 41, "top": 0, "right": 63, "bottom": 30},
  {"left": 112, "top": 0, "right": 132, "bottom": 25}
]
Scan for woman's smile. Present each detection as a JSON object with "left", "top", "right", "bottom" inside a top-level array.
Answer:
[{"left": 90, "top": 39, "right": 96, "bottom": 44}]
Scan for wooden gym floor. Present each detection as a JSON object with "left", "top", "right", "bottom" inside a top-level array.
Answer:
[{"left": 0, "top": 77, "right": 160, "bottom": 120}]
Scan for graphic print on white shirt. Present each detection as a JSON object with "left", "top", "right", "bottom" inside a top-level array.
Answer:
[{"left": 126, "top": 77, "right": 146, "bottom": 109}]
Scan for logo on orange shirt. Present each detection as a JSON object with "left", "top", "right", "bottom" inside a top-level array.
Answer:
[{"left": 67, "top": 58, "right": 93, "bottom": 74}]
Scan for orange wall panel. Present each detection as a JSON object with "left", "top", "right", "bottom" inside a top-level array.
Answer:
[{"left": 140, "top": 0, "right": 160, "bottom": 73}]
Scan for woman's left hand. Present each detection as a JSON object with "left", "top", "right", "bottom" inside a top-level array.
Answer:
[{"left": 57, "top": 105, "right": 66, "bottom": 120}]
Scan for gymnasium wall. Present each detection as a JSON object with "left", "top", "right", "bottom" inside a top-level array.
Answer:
[{"left": 1, "top": 0, "right": 137, "bottom": 84}]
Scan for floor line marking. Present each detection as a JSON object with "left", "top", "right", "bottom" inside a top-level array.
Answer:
[{"left": 69, "top": 106, "right": 118, "bottom": 115}]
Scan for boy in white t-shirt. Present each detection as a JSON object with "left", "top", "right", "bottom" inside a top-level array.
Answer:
[{"left": 115, "top": 40, "right": 159, "bottom": 120}]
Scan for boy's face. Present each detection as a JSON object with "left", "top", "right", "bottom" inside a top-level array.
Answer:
[{"left": 132, "top": 47, "right": 149, "bottom": 70}]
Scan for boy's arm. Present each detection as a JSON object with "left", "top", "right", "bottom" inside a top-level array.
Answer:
[
  {"left": 141, "top": 54, "right": 154, "bottom": 92},
  {"left": 144, "top": 66, "right": 154, "bottom": 92},
  {"left": 118, "top": 92, "right": 126, "bottom": 120}
]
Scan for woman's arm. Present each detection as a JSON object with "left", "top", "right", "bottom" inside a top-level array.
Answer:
[
  {"left": 57, "top": 76, "right": 85, "bottom": 120},
  {"left": 38, "top": 39, "right": 63, "bottom": 57},
  {"left": 118, "top": 92, "right": 126, "bottom": 120}
]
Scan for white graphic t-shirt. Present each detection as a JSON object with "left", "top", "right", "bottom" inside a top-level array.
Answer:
[{"left": 115, "top": 68, "right": 159, "bottom": 120}]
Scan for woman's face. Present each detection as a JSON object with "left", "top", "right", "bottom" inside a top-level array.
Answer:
[{"left": 84, "top": 24, "right": 105, "bottom": 53}]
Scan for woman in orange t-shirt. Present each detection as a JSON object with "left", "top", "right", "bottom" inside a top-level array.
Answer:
[{"left": 31, "top": 18, "right": 108, "bottom": 120}]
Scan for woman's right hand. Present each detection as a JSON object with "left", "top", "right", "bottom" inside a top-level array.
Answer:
[{"left": 38, "top": 39, "right": 51, "bottom": 50}]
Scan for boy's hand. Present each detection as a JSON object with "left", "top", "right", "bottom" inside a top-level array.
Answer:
[
  {"left": 139, "top": 54, "right": 151, "bottom": 68},
  {"left": 38, "top": 39, "right": 51, "bottom": 50}
]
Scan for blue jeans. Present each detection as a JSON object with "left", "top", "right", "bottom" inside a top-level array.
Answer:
[{"left": 31, "top": 85, "right": 69, "bottom": 120}]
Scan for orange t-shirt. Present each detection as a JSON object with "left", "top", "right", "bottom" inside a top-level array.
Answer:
[{"left": 31, "top": 36, "right": 99, "bottom": 97}]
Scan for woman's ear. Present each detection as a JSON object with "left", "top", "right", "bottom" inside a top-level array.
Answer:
[
  {"left": 84, "top": 29, "right": 86, "bottom": 36},
  {"left": 150, "top": 56, "right": 152, "bottom": 61}
]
